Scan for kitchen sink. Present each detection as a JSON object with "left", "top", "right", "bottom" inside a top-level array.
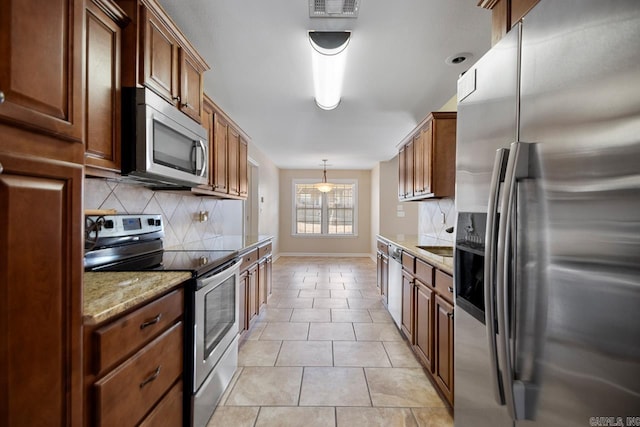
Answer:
[{"left": 416, "top": 246, "right": 454, "bottom": 257}]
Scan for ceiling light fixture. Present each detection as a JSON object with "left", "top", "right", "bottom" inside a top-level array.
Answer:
[
  {"left": 314, "top": 159, "right": 335, "bottom": 193},
  {"left": 309, "top": 31, "right": 351, "bottom": 110}
]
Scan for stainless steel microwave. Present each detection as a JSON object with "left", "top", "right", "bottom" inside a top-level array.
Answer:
[{"left": 121, "top": 87, "right": 208, "bottom": 187}]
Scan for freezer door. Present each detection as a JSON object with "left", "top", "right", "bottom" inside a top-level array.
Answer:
[
  {"left": 455, "top": 25, "right": 519, "bottom": 213},
  {"left": 517, "top": 0, "right": 640, "bottom": 425},
  {"left": 455, "top": 307, "right": 513, "bottom": 427}
]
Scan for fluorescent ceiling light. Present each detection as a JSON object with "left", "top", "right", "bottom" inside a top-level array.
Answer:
[{"left": 309, "top": 31, "right": 351, "bottom": 110}]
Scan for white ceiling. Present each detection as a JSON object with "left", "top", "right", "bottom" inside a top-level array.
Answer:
[{"left": 158, "top": 0, "right": 491, "bottom": 170}]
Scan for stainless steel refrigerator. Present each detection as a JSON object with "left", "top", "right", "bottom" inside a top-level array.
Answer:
[{"left": 453, "top": 1, "right": 640, "bottom": 426}]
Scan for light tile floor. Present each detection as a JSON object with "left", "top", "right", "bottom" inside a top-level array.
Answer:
[{"left": 208, "top": 257, "right": 453, "bottom": 427}]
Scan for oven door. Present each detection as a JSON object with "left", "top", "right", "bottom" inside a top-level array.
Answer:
[{"left": 194, "top": 259, "right": 241, "bottom": 392}]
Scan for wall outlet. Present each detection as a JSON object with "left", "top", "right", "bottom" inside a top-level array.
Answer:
[{"left": 397, "top": 211, "right": 405, "bottom": 218}]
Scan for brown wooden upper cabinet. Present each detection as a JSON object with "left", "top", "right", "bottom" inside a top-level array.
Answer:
[
  {"left": 117, "top": 0, "right": 209, "bottom": 123},
  {"left": 0, "top": 0, "right": 84, "bottom": 142},
  {"left": 478, "top": 0, "right": 540, "bottom": 46},
  {"left": 85, "top": 0, "right": 130, "bottom": 175},
  {"left": 196, "top": 95, "right": 249, "bottom": 200},
  {"left": 398, "top": 112, "right": 456, "bottom": 201}
]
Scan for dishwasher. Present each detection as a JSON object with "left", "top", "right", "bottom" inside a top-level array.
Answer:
[{"left": 387, "top": 243, "right": 403, "bottom": 328}]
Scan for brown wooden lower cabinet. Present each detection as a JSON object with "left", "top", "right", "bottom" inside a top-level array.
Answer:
[
  {"left": 138, "top": 380, "right": 183, "bottom": 427},
  {"left": 239, "top": 270, "right": 248, "bottom": 332},
  {"left": 398, "top": 253, "right": 454, "bottom": 407},
  {"left": 83, "top": 289, "right": 185, "bottom": 427},
  {"left": 239, "top": 242, "right": 273, "bottom": 337},
  {"left": 435, "top": 294, "right": 454, "bottom": 404},
  {"left": 401, "top": 270, "right": 414, "bottom": 342},
  {"left": 258, "top": 259, "right": 267, "bottom": 308},
  {"left": 247, "top": 263, "right": 258, "bottom": 326},
  {"left": 0, "top": 151, "right": 84, "bottom": 427},
  {"left": 413, "top": 280, "right": 434, "bottom": 371}
]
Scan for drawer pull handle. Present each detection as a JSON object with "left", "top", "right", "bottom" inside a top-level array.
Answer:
[
  {"left": 447, "top": 286, "right": 454, "bottom": 293},
  {"left": 140, "top": 314, "right": 162, "bottom": 329},
  {"left": 140, "top": 366, "right": 161, "bottom": 388}
]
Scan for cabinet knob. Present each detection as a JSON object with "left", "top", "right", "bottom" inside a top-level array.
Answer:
[
  {"left": 447, "top": 286, "right": 454, "bottom": 293},
  {"left": 0, "top": 161, "right": 3, "bottom": 175},
  {"left": 182, "top": 102, "right": 191, "bottom": 108},
  {"left": 447, "top": 312, "right": 454, "bottom": 319},
  {"left": 0, "top": 90, "right": 4, "bottom": 104},
  {"left": 172, "top": 95, "right": 181, "bottom": 102}
]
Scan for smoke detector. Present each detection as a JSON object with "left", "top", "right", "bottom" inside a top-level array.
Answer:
[{"left": 310, "top": 0, "right": 359, "bottom": 18}]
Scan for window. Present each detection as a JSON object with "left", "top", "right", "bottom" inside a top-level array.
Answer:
[{"left": 293, "top": 180, "right": 357, "bottom": 236}]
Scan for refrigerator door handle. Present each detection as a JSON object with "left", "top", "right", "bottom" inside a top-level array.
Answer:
[
  {"left": 496, "top": 141, "right": 534, "bottom": 420},
  {"left": 484, "top": 148, "right": 510, "bottom": 406}
]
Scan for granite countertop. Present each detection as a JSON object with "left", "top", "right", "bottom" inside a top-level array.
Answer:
[
  {"left": 84, "top": 271, "right": 192, "bottom": 325},
  {"left": 83, "top": 236, "right": 274, "bottom": 325},
  {"left": 378, "top": 234, "right": 454, "bottom": 275}
]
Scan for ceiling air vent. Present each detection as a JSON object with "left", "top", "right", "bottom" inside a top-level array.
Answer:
[{"left": 310, "top": 0, "right": 359, "bottom": 18}]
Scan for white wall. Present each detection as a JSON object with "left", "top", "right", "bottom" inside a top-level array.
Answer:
[
  {"left": 370, "top": 162, "right": 381, "bottom": 259},
  {"left": 249, "top": 141, "right": 280, "bottom": 255},
  {"left": 379, "top": 156, "right": 419, "bottom": 237},
  {"left": 279, "top": 169, "right": 372, "bottom": 256}
]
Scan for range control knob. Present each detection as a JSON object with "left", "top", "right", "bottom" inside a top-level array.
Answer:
[
  {"left": 104, "top": 220, "right": 114, "bottom": 229},
  {"left": 148, "top": 218, "right": 155, "bottom": 226}
]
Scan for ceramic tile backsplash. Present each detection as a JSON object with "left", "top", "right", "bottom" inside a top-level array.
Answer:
[
  {"left": 418, "top": 198, "right": 456, "bottom": 245},
  {"left": 85, "top": 178, "right": 240, "bottom": 249}
]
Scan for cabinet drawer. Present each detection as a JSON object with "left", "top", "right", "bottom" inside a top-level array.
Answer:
[
  {"left": 258, "top": 242, "right": 272, "bottom": 258},
  {"left": 94, "top": 322, "right": 183, "bottom": 427},
  {"left": 401, "top": 252, "right": 416, "bottom": 273},
  {"left": 415, "top": 258, "right": 434, "bottom": 287},
  {"left": 435, "top": 270, "right": 454, "bottom": 303},
  {"left": 376, "top": 239, "right": 389, "bottom": 255},
  {"left": 94, "top": 289, "right": 183, "bottom": 375},
  {"left": 139, "top": 380, "right": 183, "bottom": 427},
  {"left": 240, "top": 248, "right": 258, "bottom": 271}
]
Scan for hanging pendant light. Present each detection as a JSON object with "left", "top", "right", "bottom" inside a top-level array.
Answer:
[{"left": 314, "top": 159, "right": 335, "bottom": 193}]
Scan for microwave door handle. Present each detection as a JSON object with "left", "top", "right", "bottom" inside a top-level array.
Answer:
[
  {"left": 485, "top": 148, "right": 509, "bottom": 406},
  {"left": 197, "top": 139, "right": 207, "bottom": 177}
]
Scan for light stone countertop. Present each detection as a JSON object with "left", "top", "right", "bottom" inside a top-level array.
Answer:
[
  {"left": 378, "top": 234, "right": 454, "bottom": 275},
  {"left": 84, "top": 271, "right": 192, "bottom": 325}
]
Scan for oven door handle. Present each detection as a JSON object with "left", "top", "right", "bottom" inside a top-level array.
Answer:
[{"left": 197, "top": 259, "right": 242, "bottom": 292}]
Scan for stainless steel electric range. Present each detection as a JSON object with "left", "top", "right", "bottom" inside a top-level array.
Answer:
[{"left": 85, "top": 213, "right": 241, "bottom": 427}]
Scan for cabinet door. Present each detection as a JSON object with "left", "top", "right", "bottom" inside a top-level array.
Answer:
[
  {"left": 420, "top": 122, "right": 433, "bottom": 195},
  {"left": 401, "top": 271, "right": 414, "bottom": 343},
  {"left": 143, "top": 9, "right": 178, "bottom": 103},
  {"left": 239, "top": 271, "right": 248, "bottom": 333},
  {"left": 405, "top": 140, "right": 414, "bottom": 199},
  {"left": 0, "top": 152, "right": 83, "bottom": 427},
  {"left": 212, "top": 114, "right": 228, "bottom": 192},
  {"left": 398, "top": 145, "right": 406, "bottom": 199},
  {"left": 265, "top": 256, "right": 272, "bottom": 297},
  {"left": 435, "top": 295, "right": 454, "bottom": 404},
  {"left": 414, "top": 281, "right": 434, "bottom": 371},
  {"left": 238, "top": 137, "right": 248, "bottom": 198},
  {"left": 0, "top": 0, "right": 83, "bottom": 141},
  {"left": 258, "top": 260, "right": 267, "bottom": 310},
  {"left": 248, "top": 265, "right": 258, "bottom": 325},
  {"left": 413, "top": 131, "right": 425, "bottom": 196},
  {"left": 381, "top": 254, "right": 389, "bottom": 305},
  {"left": 179, "top": 49, "right": 203, "bottom": 123},
  {"left": 227, "top": 127, "right": 240, "bottom": 196},
  {"left": 85, "top": 0, "right": 123, "bottom": 173}
]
